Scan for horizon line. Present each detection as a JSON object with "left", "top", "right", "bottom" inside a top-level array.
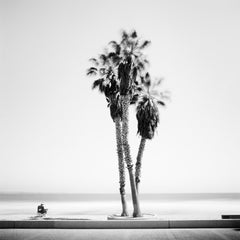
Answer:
[{"left": 1, "top": 192, "right": 240, "bottom": 195}]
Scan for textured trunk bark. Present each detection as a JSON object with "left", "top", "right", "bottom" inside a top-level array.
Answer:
[
  {"left": 115, "top": 117, "right": 128, "bottom": 216},
  {"left": 135, "top": 137, "right": 146, "bottom": 193},
  {"left": 121, "top": 95, "right": 142, "bottom": 217}
]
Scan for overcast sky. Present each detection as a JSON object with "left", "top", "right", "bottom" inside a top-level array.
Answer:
[{"left": 0, "top": 0, "right": 240, "bottom": 193}]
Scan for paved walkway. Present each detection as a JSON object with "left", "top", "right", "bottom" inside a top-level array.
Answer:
[{"left": 0, "top": 229, "right": 240, "bottom": 240}]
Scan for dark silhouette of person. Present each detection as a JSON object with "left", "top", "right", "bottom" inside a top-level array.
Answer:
[{"left": 37, "top": 203, "right": 47, "bottom": 214}]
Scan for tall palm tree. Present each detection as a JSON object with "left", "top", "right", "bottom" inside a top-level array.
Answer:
[
  {"left": 87, "top": 53, "right": 128, "bottom": 216},
  {"left": 87, "top": 30, "right": 151, "bottom": 217},
  {"left": 135, "top": 73, "right": 169, "bottom": 192},
  {"left": 118, "top": 56, "right": 142, "bottom": 217},
  {"left": 116, "top": 30, "right": 151, "bottom": 217}
]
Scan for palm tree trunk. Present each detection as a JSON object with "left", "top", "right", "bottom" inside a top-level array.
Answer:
[
  {"left": 115, "top": 117, "right": 128, "bottom": 216},
  {"left": 121, "top": 95, "right": 142, "bottom": 217},
  {"left": 135, "top": 137, "right": 146, "bottom": 193}
]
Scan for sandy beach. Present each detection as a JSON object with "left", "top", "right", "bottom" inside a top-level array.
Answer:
[{"left": 0, "top": 229, "right": 240, "bottom": 240}]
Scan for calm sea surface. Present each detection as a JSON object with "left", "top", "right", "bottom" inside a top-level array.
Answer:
[{"left": 0, "top": 193, "right": 240, "bottom": 220}]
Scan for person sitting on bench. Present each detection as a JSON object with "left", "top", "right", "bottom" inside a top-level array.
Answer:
[{"left": 37, "top": 203, "right": 48, "bottom": 215}]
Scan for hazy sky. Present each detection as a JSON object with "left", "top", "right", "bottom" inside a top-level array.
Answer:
[{"left": 1, "top": 0, "right": 240, "bottom": 193}]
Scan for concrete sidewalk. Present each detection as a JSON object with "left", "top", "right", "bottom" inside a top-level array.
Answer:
[{"left": 1, "top": 228, "right": 240, "bottom": 240}]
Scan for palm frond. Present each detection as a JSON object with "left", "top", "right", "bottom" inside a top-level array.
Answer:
[
  {"left": 139, "top": 40, "right": 151, "bottom": 50},
  {"left": 157, "top": 100, "right": 165, "bottom": 106},
  {"left": 121, "top": 30, "right": 128, "bottom": 41},
  {"left": 144, "top": 72, "right": 151, "bottom": 87},
  {"left": 109, "top": 40, "right": 118, "bottom": 46},
  {"left": 92, "top": 78, "right": 105, "bottom": 92},
  {"left": 138, "top": 60, "right": 146, "bottom": 71},
  {"left": 86, "top": 67, "right": 98, "bottom": 76},
  {"left": 131, "top": 30, "right": 137, "bottom": 38},
  {"left": 109, "top": 41, "right": 121, "bottom": 55},
  {"left": 143, "top": 58, "right": 150, "bottom": 65},
  {"left": 99, "top": 54, "right": 108, "bottom": 65},
  {"left": 108, "top": 52, "right": 121, "bottom": 65}
]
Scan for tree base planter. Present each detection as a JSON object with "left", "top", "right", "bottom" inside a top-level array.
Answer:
[{"left": 107, "top": 213, "right": 157, "bottom": 220}]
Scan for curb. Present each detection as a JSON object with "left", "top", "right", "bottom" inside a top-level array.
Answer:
[{"left": 1, "top": 220, "right": 240, "bottom": 229}]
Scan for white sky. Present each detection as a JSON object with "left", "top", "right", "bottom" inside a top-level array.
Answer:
[{"left": 0, "top": 0, "right": 240, "bottom": 193}]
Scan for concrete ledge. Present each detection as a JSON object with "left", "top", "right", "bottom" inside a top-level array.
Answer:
[
  {"left": 222, "top": 215, "right": 240, "bottom": 219},
  {"left": 14, "top": 221, "right": 55, "bottom": 229},
  {"left": 54, "top": 220, "right": 168, "bottom": 229},
  {"left": 1, "top": 220, "right": 240, "bottom": 229},
  {"left": 169, "top": 220, "right": 240, "bottom": 228},
  {"left": 0, "top": 221, "right": 15, "bottom": 228}
]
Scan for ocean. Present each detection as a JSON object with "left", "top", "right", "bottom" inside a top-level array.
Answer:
[{"left": 0, "top": 193, "right": 240, "bottom": 220}]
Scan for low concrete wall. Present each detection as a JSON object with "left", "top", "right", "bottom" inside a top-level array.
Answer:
[
  {"left": 1, "top": 220, "right": 240, "bottom": 229},
  {"left": 14, "top": 221, "right": 55, "bottom": 229},
  {"left": 222, "top": 215, "right": 240, "bottom": 219},
  {"left": 169, "top": 220, "right": 240, "bottom": 228},
  {"left": 0, "top": 221, "right": 15, "bottom": 228},
  {"left": 53, "top": 220, "right": 169, "bottom": 229}
]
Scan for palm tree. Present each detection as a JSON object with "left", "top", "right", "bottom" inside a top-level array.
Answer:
[
  {"left": 87, "top": 30, "right": 152, "bottom": 217},
  {"left": 118, "top": 56, "right": 142, "bottom": 217},
  {"left": 87, "top": 53, "right": 128, "bottom": 216},
  {"left": 135, "top": 73, "right": 169, "bottom": 192}
]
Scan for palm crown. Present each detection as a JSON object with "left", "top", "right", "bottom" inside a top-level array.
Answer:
[
  {"left": 117, "top": 30, "right": 150, "bottom": 97},
  {"left": 136, "top": 72, "right": 169, "bottom": 139},
  {"left": 87, "top": 30, "right": 151, "bottom": 121},
  {"left": 86, "top": 49, "right": 122, "bottom": 121}
]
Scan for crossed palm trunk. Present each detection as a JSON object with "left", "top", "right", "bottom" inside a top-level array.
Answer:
[{"left": 121, "top": 95, "right": 142, "bottom": 217}]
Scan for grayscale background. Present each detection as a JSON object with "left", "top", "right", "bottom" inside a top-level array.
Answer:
[{"left": 1, "top": 0, "right": 240, "bottom": 194}]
